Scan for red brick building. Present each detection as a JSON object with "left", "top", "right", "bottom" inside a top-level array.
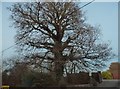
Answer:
[{"left": 109, "top": 62, "right": 120, "bottom": 79}]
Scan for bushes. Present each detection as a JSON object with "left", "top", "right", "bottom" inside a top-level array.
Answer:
[
  {"left": 102, "top": 71, "right": 113, "bottom": 79},
  {"left": 21, "top": 71, "right": 57, "bottom": 87},
  {"left": 32, "top": 72, "right": 57, "bottom": 87},
  {"left": 21, "top": 71, "right": 35, "bottom": 87}
]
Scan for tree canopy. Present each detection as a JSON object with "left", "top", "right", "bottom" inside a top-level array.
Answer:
[{"left": 9, "top": 2, "right": 115, "bottom": 82}]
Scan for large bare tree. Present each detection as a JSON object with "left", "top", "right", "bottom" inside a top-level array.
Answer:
[{"left": 9, "top": 2, "right": 114, "bottom": 82}]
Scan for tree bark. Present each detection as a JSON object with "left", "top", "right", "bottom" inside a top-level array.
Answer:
[{"left": 54, "top": 52, "right": 64, "bottom": 83}]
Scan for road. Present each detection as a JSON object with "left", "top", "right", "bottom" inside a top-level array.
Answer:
[
  {"left": 98, "top": 79, "right": 120, "bottom": 87},
  {"left": 67, "top": 79, "right": 120, "bottom": 87}
]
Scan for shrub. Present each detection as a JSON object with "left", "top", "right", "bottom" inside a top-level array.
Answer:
[
  {"left": 102, "top": 71, "right": 113, "bottom": 79},
  {"left": 21, "top": 71, "right": 57, "bottom": 87}
]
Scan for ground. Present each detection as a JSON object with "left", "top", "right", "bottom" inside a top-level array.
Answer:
[
  {"left": 67, "top": 79, "right": 120, "bottom": 87},
  {"left": 97, "top": 79, "right": 120, "bottom": 87}
]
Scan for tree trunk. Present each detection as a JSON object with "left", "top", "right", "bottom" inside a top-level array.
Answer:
[
  {"left": 54, "top": 61, "right": 64, "bottom": 82},
  {"left": 54, "top": 53, "right": 64, "bottom": 84}
]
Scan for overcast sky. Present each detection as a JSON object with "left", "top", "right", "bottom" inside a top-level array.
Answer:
[{"left": 0, "top": 2, "right": 118, "bottom": 69}]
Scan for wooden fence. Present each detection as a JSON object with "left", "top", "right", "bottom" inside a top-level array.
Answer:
[{"left": 66, "top": 71, "right": 102, "bottom": 85}]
